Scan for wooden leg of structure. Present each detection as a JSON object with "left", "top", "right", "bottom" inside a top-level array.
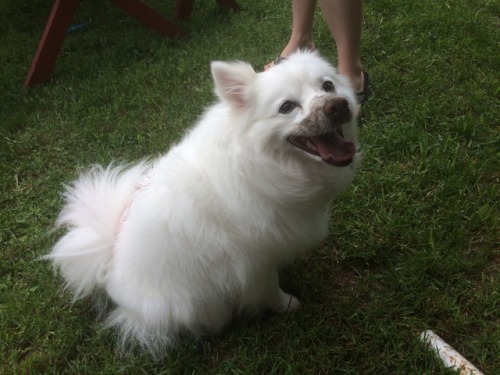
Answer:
[
  {"left": 110, "top": 0, "right": 184, "bottom": 37},
  {"left": 24, "top": 0, "right": 80, "bottom": 86}
]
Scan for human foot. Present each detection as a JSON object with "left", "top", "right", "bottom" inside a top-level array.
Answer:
[
  {"left": 342, "top": 70, "right": 370, "bottom": 104},
  {"left": 355, "top": 71, "right": 370, "bottom": 104}
]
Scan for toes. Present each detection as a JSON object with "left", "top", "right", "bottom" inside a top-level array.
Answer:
[{"left": 269, "top": 290, "right": 301, "bottom": 313}]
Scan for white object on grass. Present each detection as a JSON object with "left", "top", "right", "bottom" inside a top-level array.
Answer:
[{"left": 420, "top": 330, "right": 484, "bottom": 375}]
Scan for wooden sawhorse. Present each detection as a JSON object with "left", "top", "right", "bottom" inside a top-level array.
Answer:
[{"left": 24, "top": 0, "right": 240, "bottom": 86}]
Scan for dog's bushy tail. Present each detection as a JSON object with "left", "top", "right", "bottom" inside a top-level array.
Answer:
[{"left": 46, "top": 162, "right": 149, "bottom": 300}]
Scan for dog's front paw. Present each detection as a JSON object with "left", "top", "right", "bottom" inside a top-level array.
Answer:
[
  {"left": 269, "top": 289, "right": 301, "bottom": 313},
  {"left": 283, "top": 293, "right": 301, "bottom": 312}
]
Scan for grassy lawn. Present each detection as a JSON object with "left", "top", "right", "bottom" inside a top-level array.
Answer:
[{"left": 1, "top": 0, "right": 498, "bottom": 373}]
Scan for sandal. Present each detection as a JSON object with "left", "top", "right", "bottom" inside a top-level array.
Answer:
[{"left": 356, "top": 71, "right": 370, "bottom": 105}]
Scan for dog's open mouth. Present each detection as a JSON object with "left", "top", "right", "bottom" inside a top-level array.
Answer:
[{"left": 288, "top": 128, "right": 356, "bottom": 167}]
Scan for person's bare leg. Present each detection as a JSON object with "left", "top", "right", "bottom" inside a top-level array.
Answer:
[
  {"left": 265, "top": 0, "right": 317, "bottom": 70},
  {"left": 318, "top": 0, "right": 364, "bottom": 93}
]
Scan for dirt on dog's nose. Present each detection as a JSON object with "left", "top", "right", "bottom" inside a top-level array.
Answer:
[{"left": 322, "top": 97, "right": 350, "bottom": 123}]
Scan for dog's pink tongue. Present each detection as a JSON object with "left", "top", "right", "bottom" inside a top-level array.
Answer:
[{"left": 312, "top": 132, "right": 356, "bottom": 167}]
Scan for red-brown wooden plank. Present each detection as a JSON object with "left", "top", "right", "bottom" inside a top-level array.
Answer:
[
  {"left": 24, "top": 0, "right": 80, "bottom": 86},
  {"left": 216, "top": 0, "right": 241, "bottom": 12},
  {"left": 175, "top": 0, "right": 195, "bottom": 20},
  {"left": 110, "top": 0, "right": 184, "bottom": 37}
]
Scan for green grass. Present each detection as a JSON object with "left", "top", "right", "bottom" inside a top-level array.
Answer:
[{"left": 1, "top": 0, "right": 498, "bottom": 373}]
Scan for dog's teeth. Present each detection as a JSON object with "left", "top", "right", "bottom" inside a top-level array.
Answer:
[{"left": 306, "top": 140, "right": 316, "bottom": 150}]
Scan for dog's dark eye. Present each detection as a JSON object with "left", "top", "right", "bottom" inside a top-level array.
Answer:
[
  {"left": 322, "top": 81, "right": 335, "bottom": 93},
  {"left": 279, "top": 101, "right": 298, "bottom": 114}
]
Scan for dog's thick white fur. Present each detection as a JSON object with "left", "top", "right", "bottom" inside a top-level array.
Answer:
[{"left": 47, "top": 51, "right": 360, "bottom": 356}]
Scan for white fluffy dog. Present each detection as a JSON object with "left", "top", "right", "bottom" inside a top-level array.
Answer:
[{"left": 47, "top": 51, "right": 360, "bottom": 356}]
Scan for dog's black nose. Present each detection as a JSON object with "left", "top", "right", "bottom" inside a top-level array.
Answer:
[
  {"left": 323, "top": 97, "right": 349, "bottom": 122},
  {"left": 323, "top": 98, "right": 349, "bottom": 117}
]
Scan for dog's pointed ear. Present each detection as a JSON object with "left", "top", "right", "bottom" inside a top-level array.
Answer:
[{"left": 211, "top": 61, "right": 256, "bottom": 107}]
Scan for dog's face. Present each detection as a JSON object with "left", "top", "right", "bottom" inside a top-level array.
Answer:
[{"left": 211, "top": 51, "right": 358, "bottom": 169}]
